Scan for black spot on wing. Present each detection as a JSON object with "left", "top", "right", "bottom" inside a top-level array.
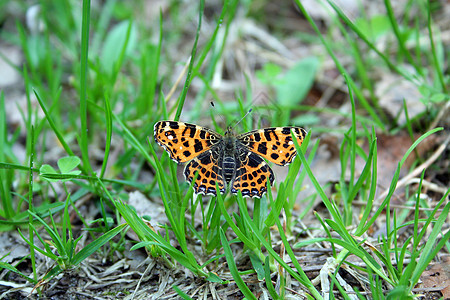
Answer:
[
  {"left": 281, "top": 127, "right": 290, "bottom": 135},
  {"left": 247, "top": 155, "right": 261, "bottom": 168},
  {"left": 199, "top": 153, "right": 212, "bottom": 165},
  {"left": 167, "top": 121, "right": 180, "bottom": 129},
  {"left": 194, "top": 139, "right": 203, "bottom": 153},
  {"left": 263, "top": 130, "right": 272, "bottom": 141},
  {"left": 257, "top": 143, "right": 267, "bottom": 155},
  {"left": 189, "top": 127, "right": 196, "bottom": 138}
]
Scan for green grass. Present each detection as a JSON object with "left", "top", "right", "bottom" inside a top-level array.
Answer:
[{"left": 0, "top": 0, "right": 448, "bottom": 298}]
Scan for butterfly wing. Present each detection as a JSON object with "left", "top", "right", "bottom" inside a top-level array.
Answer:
[
  {"left": 231, "top": 147, "right": 274, "bottom": 198},
  {"left": 237, "top": 127, "right": 306, "bottom": 166},
  {"left": 183, "top": 148, "right": 226, "bottom": 196},
  {"left": 154, "top": 121, "right": 222, "bottom": 163}
]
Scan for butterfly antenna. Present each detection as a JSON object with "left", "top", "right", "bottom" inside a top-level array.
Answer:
[
  {"left": 210, "top": 101, "right": 227, "bottom": 128},
  {"left": 211, "top": 102, "right": 252, "bottom": 131},
  {"left": 233, "top": 108, "right": 253, "bottom": 130}
]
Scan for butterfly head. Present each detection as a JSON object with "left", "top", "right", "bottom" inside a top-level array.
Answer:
[{"left": 224, "top": 126, "right": 234, "bottom": 136}]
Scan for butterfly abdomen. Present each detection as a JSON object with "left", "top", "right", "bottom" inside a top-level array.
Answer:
[{"left": 222, "top": 156, "right": 236, "bottom": 183}]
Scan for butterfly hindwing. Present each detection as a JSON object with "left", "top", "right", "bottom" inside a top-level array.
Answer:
[
  {"left": 183, "top": 149, "right": 226, "bottom": 196},
  {"left": 231, "top": 148, "right": 275, "bottom": 198}
]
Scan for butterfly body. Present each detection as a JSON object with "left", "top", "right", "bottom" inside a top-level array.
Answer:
[
  {"left": 220, "top": 132, "right": 238, "bottom": 184},
  {"left": 154, "top": 121, "right": 306, "bottom": 198}
]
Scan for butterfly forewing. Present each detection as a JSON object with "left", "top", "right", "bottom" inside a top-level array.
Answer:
[
  {"left": 154, "top": 121, "right": 222, "bottom": 163},
  {"left": 237, "top": 127, "right": 306, "bottom": 166}
]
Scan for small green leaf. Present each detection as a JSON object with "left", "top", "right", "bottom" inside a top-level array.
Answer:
[
  {"left": 354, "top": 15, "right": 391, "bottom": 40},
  {"left": 417, "top": 85, "right": 428, "bottom": 94},
  {"left": 249, "top": 252, "right": 265, "bottom": 281},
  {"left": 40, "top": 164, "right": 57, "bottom": 174},
  {"left": 57, "top": 156, "right": 81, "bottom": 174},
  {"left": 100, "top": 20, "right": 137, "bottom": 74},
  {"left": 40, "top": 158, "right": 81, "bottom": 182},
  {"left": 291, "top": 113, "right": 320, "bottom": 126},
  {"left": 255, "top": 63, "right": 282, "bottom": 85},
  {"left": 429, "top": 93, "right": 447, "bottom": 103},
  {"left": 173, "top": 285, "right": 194, "bottom": 300},
  {"left": 325, "top": 219, "right": 340, "bottom": 233},
  {"left": 206, "top": 272, "right": 225, "bottom": 283},
  {"left": 275, "top": 57, "right": 319, "bottom": 106}
]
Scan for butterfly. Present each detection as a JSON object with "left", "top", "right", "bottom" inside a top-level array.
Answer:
[{"left": 154, "top": 121, "right": 307, "bottom": 198}]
